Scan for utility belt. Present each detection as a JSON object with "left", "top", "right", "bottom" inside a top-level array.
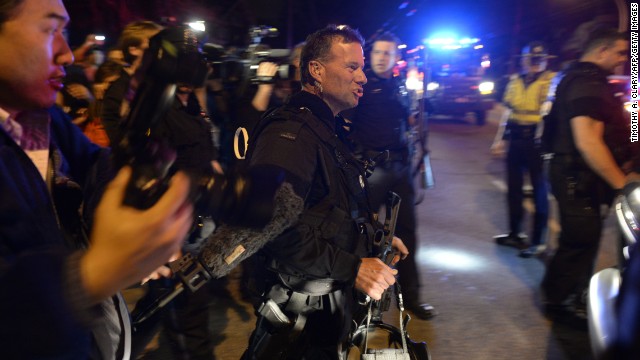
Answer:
[
  {"left": 548, "top": 153, "right": 615, "bottom": 207},
  {"left": 278, "top": 273, "right": 342, "bottom": 296},
  {"left": 506, "top": 121, "right": 538, "bottom": 141},
  {"left": 549, "top": 153, "right": 589, "bottom": 170}
]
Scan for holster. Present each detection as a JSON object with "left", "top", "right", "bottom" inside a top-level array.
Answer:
[
  {"left": 258, "top": 299, "right": 292, "bottom": 330},
  {"left": 249, "top": 289, "right": 316, "bottom": 360},
  {"left": 550, "top": 155, "right": 610, "bottom": 217}
]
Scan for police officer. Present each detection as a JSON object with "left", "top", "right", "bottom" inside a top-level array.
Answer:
[
  {"left": 541, "top": 29, "right": 635, "bottom": 324},
  {"left": 491, "top": 41, "right": 556, "bottom": 257},
  {"left": 242, "top": 25, "right": 408, "bottom": 359},
  {"left": 344, "top": 32, "right": 435, "bottom": 319}
]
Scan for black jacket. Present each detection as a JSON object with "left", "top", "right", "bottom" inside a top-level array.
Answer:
[
  {"left": 0, "top": 107, "right": 112, "bottom": 358},
  {"left": 346, "top": 69, "right": 411, "bottom": 152}
]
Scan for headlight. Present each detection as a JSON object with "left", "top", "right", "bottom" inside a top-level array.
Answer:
[
  {"left": 426, "top": 82, "right": 439, "bottom": 91},
  {"left": 478, "top": 81, "right": 494, "bottom": 95}
]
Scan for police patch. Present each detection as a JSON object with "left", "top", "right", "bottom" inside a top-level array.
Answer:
[{"left": 279, "top": 132, "right": 297, "bottom": 141}]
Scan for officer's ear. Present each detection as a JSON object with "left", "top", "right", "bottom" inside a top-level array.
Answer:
[{"left": 309, "top": 60, "right": 322, "bottom": 82}]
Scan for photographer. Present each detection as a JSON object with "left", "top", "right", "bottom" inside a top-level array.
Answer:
[
  {"left": 101, "top": 20, "right": 163, "bottom": 145},
  {"left": 0, "top": 0, "right": 193, "bottom": 358},
  {"left": 242, "top": 25, "right": 408, "bottom": 359}
]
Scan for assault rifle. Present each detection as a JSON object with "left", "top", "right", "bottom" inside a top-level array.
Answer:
[
  {"left": 349, "top": 191, "right": 431, "bottom": 358},
  {"left": 369, "top": 191, "right": 402, "bottom": 319}
]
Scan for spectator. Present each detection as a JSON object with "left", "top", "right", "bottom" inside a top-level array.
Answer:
[{"left": 102, "top": 20, "right": 162, "bottom": 144}]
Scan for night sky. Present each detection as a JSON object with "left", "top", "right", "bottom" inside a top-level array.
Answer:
[{"left": 64, "top": 0, "right": 623, "bottom": 71}]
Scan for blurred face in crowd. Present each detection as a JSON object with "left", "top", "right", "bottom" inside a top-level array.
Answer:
[
  {"left": 311, "top": 39, "right": 367, "bottom": 115},
  {"left": 521, "top": 55, "right": 547, "bottom": 74},
  {"left": 370, "top": 40, "right": 399, "bottom": 78},
  {"left": 0, "top": 0, "right": 73, "bottom": 115},
  {"left": 597, "top": 39, "right": 629, "bottom": 73},
  {"left": 107, "top": 48, "right": 125, "bottom": 64}
]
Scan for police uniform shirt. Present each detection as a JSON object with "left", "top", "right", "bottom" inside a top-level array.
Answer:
[
  {"left": 557, "top": 61, "right": 629, "bottom": 160},
  {"left": 348, "top": 69, "right": 410, "bottom": 152}
]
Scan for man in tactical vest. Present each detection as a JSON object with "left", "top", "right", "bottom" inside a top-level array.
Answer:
[
  {"left": 491, "top": 41, "right": 556, "bottom": 258},
  {"left": 541, "top": 29, "right": 635, "bottom": 325},
  {"left": 344, "top": 32, "right": 435, "bottom": 319},
  {"left": 242, "top": 25, "right": 409, "bottom": 359}
]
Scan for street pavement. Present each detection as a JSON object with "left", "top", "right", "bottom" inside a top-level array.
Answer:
[{"left": 131, "top": 105, "right": 619, "bottom": 359}]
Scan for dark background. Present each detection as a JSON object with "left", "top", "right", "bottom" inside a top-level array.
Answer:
[{"left": 64, "top": 0, "right": 626, "bottom": 74}]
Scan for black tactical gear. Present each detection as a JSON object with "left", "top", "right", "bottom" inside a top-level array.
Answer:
[
  {"left": 542, "top": 61, "right": 631, "bottom": 307},
  {"left": 242, "top": 91, "right": 375, "bottom": 359}
]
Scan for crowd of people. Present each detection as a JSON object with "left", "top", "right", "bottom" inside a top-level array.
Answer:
[{"left": 0, "top": 0, "right": 636, "bottom": 359}]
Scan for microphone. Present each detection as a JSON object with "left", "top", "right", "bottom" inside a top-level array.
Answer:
[{"left": 132, "top": 182, "right": 303, "bottom": 325}]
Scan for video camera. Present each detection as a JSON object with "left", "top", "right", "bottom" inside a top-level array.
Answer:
[
  {"left": 202, "top": 25, "right": 293, "bottom": 85},
  {"left": 113, "top": 25, "right": 281, "bottom": 228}
]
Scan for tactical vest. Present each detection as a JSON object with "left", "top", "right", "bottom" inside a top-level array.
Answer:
[
  {"left": 246, "top": 105, "right": 374, "bottom": 293},
  {"left": 542, "top": 62, "right": 628, "bottom": 164},
  {"left": 541, "top": 63, "right": 597, "bottom": 157}
]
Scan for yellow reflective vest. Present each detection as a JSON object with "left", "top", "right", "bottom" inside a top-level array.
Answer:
[{"left": 503, "top": 70, "right": 556, "bottom": 124}]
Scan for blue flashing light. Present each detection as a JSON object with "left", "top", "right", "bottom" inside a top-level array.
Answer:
[
  {"left": 459, "top": 37, "right": 479, "bottom": 45},
  {"left": 426, "top": 35, "right": 482, "bottom": 50}
]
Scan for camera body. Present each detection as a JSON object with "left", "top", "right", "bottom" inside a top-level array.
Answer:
[
  {"left": 114, "top": 26, "right": 279, "bottom": 228},
  {"left": 202, "top": 25, "right": 293, "bottom": 85}
]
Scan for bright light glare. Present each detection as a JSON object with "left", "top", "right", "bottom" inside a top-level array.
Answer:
[
  {"left": 459, "top": 37, "right": 479, "bottom": 45},
  {"left": 398, "top": 44, "right": 407, "bottom": 49},
  {"left": 426, "top": 82, "right": 439, "bottom": 91},
  {"left": 481, "top": 60, "right": 491, "bottom": 68},
  {"left": 478, "top": 81, "right": 494, "bottom": 95},
  {"left": 94, "top": 35, "right": 105, "bottom": 41},
  {"left": 188, "top": 21, "right": 205, "bottom": 32},
  {"left": 406, "top": 77, "right": 424, "bottom": 91},
  {"left": 474, "top": 45, "right": 484, "bottom": 50},
  {"left": 428, "top": 37, "right": 456, "bottom": 45},
  {"left": 427, "top": 36, "right": 482, "bottom": 50},
  {"left": 418, "top": 247, "right": 484, "bottom": 271}
]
